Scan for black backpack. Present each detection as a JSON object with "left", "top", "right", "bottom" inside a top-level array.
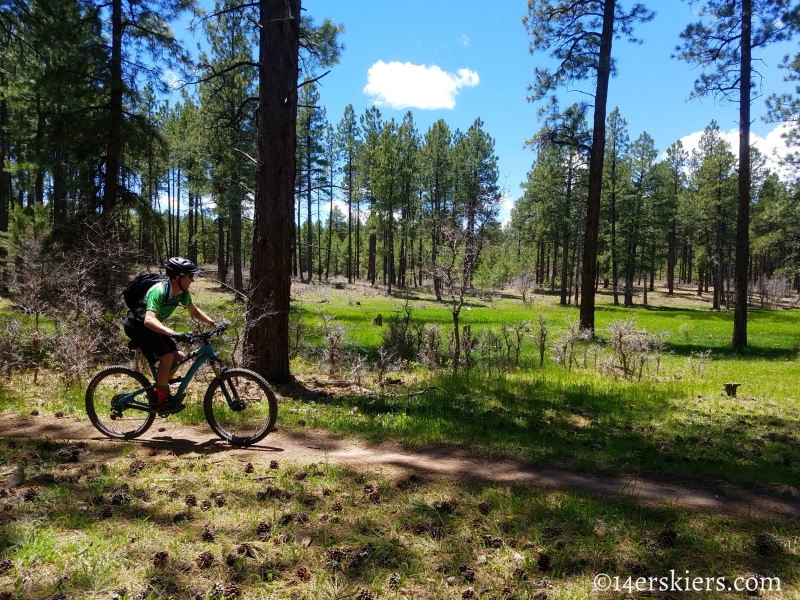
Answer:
[{"left": 123, "top": 273, "right": 167, "bottom": 312}]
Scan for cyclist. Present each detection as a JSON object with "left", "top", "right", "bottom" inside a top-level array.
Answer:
[{"left": 124, "top": 257, "right": 216, "bottom": 414}]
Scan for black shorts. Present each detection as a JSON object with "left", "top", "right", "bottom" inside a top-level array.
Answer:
[{"left": 124, "top": 317, "right": 179, "bottom": 364}]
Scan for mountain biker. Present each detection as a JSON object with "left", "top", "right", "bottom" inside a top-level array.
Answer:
[{"left": 123, "top": 257, "right": 216, "bottom": 414}]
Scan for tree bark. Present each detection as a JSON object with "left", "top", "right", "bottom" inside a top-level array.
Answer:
[
  {"left": 667, "top": 218, "right": 676, "bottom": 295},
  {"left": 103, "top": 0, "right": 123, "bottom": 222},
  {"left": 243, "top": 0, "right": 300, "bottom": 382},
  {"left": 579, "top": 0, "right": 615, "bottom": 332},
  {"left": 732, "top": 0, "right": 751, "bottom": 348},
  {"left": 217, "top": 216, "right": 227, "bottom": 284}
]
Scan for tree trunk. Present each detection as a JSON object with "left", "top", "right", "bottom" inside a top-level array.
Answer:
[
  {"left": 732, "top": 0, "right": 751, "bottom": 348},
  {"left": 368, "top": 232, "right": 377, "bottom": 285},
  {"left": 579, "top": 0, "right": 615, "bottom": 332},
  {"left": 667, "top": 218, "right": 676, "bottom": 294},
  {"left": 347, "top": 155, "right": 353, "bottom": 283},
  {"left": 175, "top": 164, "right": 181, "bottom": 255},
  {"left": 217, "top": 216, "right": 227, "bottom": 284},
  {"left": 306, "top": 129, "right": 313, "bottom": 282},
  {"left": 232, "top": 194, "right": 243, "bottom": 292},
  {"left": 574, "top": 187, "right": 583, "bottom": 305},
  {"left": 243, "top": 0, "right": 300, "bottom": 382},
  {"left": 103, "top": 0, "right": 123, "bottom": 222}
]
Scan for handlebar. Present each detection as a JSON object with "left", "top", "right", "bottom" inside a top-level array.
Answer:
[{"left": 179, "top": 322, "right": 229, "bottom": 345}]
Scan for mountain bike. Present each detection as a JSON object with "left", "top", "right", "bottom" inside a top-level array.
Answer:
[{"left": 85, "top": 324, "right": 277, "bottom": 446}]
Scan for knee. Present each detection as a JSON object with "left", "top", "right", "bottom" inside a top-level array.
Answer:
[
  {"left": 174, "top": 350, "right": 186, "bottom": 362},
  {"left": 159, "top": 353, "right": 175, "bottom": 367}
]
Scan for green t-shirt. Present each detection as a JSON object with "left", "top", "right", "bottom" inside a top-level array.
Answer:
[{"left": 133, "top": 282, "right": 193, "bottom": 321}]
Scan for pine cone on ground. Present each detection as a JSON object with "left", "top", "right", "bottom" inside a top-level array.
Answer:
[
  {"left": 478, "top": 500, "right": 491, "bottom": 515},
  {"left": 244, "top": 462, "right": 254, "bottom": 474},
  {"left": 537, "top": 552, "right": 551, "bottom": 571},
  {"left": 331, "top": 500, "right": 343, "bottom": 512},
  {"left": 462, "top": 588, "right": 477, "bottom": 600},
  {"left": 387, "top": 572, "right": 401, "bottom": 588},
  {"left": 354, "top": 589, "right": 375, "bottom": 600},
  {"left": 201, "top": 526, "right": 215, "bottom": 542},
  {"left": 152, "top": 551, "right": 169, "bottom": 567},
  {"left": 256, "top": 521, "right": 272, "bottom": 541},
  {"left": 0, "top": 559, "right": 12, "bottom": 575},
  {"left": 296, "top": 566, "right": 312, "bottom": 582},
  {"left": 270, "top": 460, "right": 279, "bottom": 469},
  {"left": 185, "top": 494, "right": 197, "bottom": 507},
  {"left": 196, "top": 551, "right": 214, "bottom": 569}
]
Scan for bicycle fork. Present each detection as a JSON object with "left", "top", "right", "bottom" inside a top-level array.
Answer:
[{"left": 211, "top": 362, "right": 245, "bottom": 412}]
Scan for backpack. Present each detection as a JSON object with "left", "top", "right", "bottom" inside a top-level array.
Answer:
[{"left": 123, "top": 273, "right": 167, "bottom": 312}]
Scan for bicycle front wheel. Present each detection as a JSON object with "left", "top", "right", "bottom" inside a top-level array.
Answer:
[
  {"left": 85, "top": 366, "right": 156, "bottom": 440},
  {"left": 203, "top": 368, "right": 277, "bottom": 446}
]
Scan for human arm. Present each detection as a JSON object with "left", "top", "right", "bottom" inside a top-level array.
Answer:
[
  {"left": 187, "top": 304, "right": 216, "bottom": 327},
  {"left": 143, "top": 310, "right": 177, "bottom": 336}
]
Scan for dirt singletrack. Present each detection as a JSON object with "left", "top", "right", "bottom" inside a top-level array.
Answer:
[{"left": 2, "top": 413, "right": 798, "bottom": 521}]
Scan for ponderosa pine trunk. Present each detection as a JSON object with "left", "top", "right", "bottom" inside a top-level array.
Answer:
[
  {"left": 732, "top": 0, "right": 751, "bottom": 348},
  {"left": 244, "top": 0, "right": 300, "bottom": 382},
  {"left": 103, "top": 0, "right": 123, "bottom": 222},
  {"left": 579, "top": 0, "right": 615, "bottom": 332}
]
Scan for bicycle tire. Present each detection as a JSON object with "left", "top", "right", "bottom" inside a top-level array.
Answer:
[
  {"left": 85, "top": 366, "right": 156, "bottom": 440},
  {"left": 203, "top": 368, "right": 277, "bottom": 446}
]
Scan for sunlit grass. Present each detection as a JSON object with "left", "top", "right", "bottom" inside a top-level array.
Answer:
[{"left": 0, "top": 436, "right": 798, "bottom": 599}]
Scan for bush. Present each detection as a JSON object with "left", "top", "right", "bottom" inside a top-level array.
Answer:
[{"left": 382, "top": 302, "right": 423, "bottom": 363}]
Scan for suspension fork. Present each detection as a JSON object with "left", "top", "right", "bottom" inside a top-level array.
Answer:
[{"left": 211, "top": 360, "right": 239, "bottom": 408}]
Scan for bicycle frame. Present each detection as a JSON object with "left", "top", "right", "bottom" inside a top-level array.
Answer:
[{"left": 113, "top": 342, "right": 224, "bottom": 414}]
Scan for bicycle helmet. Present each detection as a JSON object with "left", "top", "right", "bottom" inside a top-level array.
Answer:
[{"left": 164, "top": 257, "right": 201, "bottom": 278}]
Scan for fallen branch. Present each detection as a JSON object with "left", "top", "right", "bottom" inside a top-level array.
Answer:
[
  {"left": 407, "top": 386, "right": 443, "bottom": 397},
  {"left": 315, "top": 379, "right": 353, "bottom": 387}
]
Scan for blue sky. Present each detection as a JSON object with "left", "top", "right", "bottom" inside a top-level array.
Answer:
[{"left": 295, "top": 0, "right": 797, "bottom": 221}]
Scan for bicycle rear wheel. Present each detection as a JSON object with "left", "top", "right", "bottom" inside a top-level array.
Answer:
[
  {"left": 203, "top": 368, "right": 277, "bottom": 446},
  {"left": 85, "top": 366, "right": 156, "bottom": 440}
]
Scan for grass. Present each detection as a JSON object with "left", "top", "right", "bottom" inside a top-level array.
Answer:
[
  {"left": 4, "top": 278, "right": 800, "bottom": 490},
  {"left": 2, "top": 277, "right": 800, "bottom": 596},
  {"left": 0, "top": 436, "right": 798, "bottom": 599}
]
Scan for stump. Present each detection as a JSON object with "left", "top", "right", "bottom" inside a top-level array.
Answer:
[
  {"left": 373, "top": 314, "right": 383, "bottom": 326},
  {"left": 724, "top": 382, "right": 741, "bottom": 397}
]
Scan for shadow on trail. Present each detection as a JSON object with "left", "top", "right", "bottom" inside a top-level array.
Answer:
[{"left": 307, "top": 372, "right": 800, "bottom": 494}]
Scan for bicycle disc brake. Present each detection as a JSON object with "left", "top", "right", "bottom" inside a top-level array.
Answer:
[{"left": 230, "top": 399, "right": 247, "bottom": 412}]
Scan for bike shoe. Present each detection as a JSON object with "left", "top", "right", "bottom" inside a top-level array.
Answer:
[{"left": 156, "top": 397, "right": 185, "bottom": 415}]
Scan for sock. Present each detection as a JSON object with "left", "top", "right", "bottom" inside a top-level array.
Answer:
[{"left": 156, "top": 386, "right": 168, "bottom": 404}]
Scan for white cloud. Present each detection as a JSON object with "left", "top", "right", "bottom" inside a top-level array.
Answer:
[
  {"left": 364, "top": 61, "right": 479, "bottom": 110},
  {"left": 460, "top": 35, "right": 469, "bottom": 48},
  {"left": 164, "top": 69, "right": 181, "bottom": 90},
  {"left": 499, "top": 194, "right": 515, "bottom": 227},
  {"left": 676, "top": 122, "right": 793, "bottom": 179},
  {"left": 326, "top": 199, "right": 370, "bottom": 224}
]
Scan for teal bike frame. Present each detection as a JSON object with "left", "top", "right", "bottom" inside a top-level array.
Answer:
[{"left": 112, "top": 341, "right": 226, "bottom": 415}]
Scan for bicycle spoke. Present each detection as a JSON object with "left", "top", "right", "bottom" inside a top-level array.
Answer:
[
  {"left": 204, "top": 369, "right": 277, "bottom": 446},
  {"left": 86, "top": 367, "right": 155, "bottom": 440}
]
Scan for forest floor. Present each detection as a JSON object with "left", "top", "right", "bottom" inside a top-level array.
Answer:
[{"left": 3, "top": 412, "right": 798, "bottom": 522}]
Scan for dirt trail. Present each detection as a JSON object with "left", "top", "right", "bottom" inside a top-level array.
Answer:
[{"left": 2, "top": 413, "right": 798, "bottom": 521}]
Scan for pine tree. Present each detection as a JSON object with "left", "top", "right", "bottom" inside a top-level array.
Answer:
[
  {"left": 675, "top": 0, "right": 799, "bottom": 348},
  {"left": 524, "top": 0, "right": 654, "bottom": 331},
  {"left": 335, "top": 105, "right": 360, "bottom": 283}
]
